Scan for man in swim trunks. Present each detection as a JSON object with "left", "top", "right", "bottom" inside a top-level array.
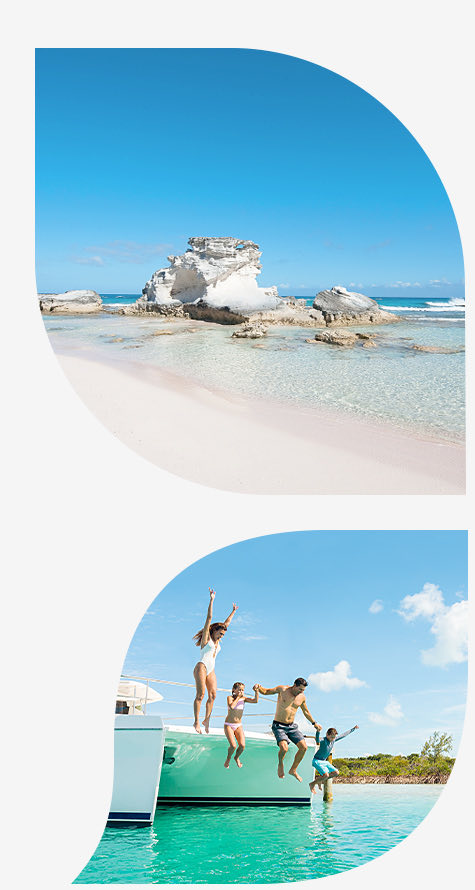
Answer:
[{"left": 254, "top": 678, "right": 321, "bottom": 782}]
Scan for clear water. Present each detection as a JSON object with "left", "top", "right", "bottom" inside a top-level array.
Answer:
[
  {"left": 45, "top": 296, "right": 465, "bottom": 442},
  {"left": 75, "top": 785, "right": 443, "bottom": 883}
]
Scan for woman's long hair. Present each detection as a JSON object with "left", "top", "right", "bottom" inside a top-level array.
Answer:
[{"left": 193, "top": 622, "right": 227, "bottom": 647}]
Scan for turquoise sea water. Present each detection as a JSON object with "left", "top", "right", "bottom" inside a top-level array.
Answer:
[
  {"left": 75, "top": 785, "right": 443, "bottom": 883},
  {"left": 44, "top": 296, "right": 465, "bottom": 442}
]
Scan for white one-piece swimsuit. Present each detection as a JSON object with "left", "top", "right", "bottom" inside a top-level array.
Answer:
[{"left": 198, "top": 640, "right": 221, "bottom": 675}]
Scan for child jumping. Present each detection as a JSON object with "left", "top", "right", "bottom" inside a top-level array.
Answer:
[
  {"left": 309, "top": 724, "right": 359, "bottom": 793},
  {"left": 223, "top": 682, "right": 259, "bottom": 768}
]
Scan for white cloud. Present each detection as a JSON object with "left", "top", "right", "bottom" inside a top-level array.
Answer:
[
  {"left": 369, "top": 695, "right": 403, "bottom": 726},
  {"left": 73, "top": 255, "right": 104, "bottom": 266},
  {"left": 75, "top": 240, "right": 173, "bottom": 266},
  {"left": 422, "top": 601, "right": 468, "bottom": 667},
  {"left": 308, "top": 660, "right": 367, "bottom": 693},
  {"left": 442, "top": 703, "right": 466, "bottom": 714},
  {"left": 398, "top": 582, "right": 445, "bottom": 621},
  {"left": 398, "top": 583, "right": 468, "bottom": 667},
  {"left": 230, "top": 611, "right": 267, "bottom": 642},
  {"left": 368, "top": 239, "right": 392, "bottom": 251},
  {"left": 369, "top": 599, "right": 383, "bottom": 614}
]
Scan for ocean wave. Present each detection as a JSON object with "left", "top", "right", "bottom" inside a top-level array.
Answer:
[
  {"left": 383, "top": 305, "right": 465, "bottom": 313},
  {"left": 425, "top": 298, "right": 465, "bottom": 308}
]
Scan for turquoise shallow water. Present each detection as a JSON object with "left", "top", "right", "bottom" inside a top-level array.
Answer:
[
  {"left": 76, "top": 785, "right": 443, "bottom": 883},
  {"left": 46, "top": 310, "right": 465, "bottom": 442}
]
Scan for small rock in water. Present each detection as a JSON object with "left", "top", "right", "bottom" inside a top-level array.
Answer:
[
  {"left": 411, "top": 344, "right": 464, "bottom": 354},
  {"left": 232, "top": 322, "right": 268, "bottom": 339},
  {"left": 314, "top": 329, "right": 359, "bottom": 347}
]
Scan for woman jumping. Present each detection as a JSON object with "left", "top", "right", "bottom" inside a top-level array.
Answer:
[
  {"left": 192, "top": 588, "right": 238, "bottom": 734},
  {"left": 223, "top": 682, "right": 259, "bottom": 768}
]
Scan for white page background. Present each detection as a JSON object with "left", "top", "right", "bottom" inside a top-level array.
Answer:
[{"left": 2, "top": 1, "right": 472, "bottom": 888}]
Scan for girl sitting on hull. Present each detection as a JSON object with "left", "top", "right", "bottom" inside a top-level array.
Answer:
[
  {"left": 192, "top": 588, "right": 238, "bottom": 734},
  {"left": 223, "top": 682, "right": 259, "bottom": 768}
]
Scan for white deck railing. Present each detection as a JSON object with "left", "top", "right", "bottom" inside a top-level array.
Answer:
[{"left": 117, "top": 673, "right": 278, "bottom": 727}]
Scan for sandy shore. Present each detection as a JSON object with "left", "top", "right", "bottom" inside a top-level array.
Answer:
[{"left": 55, "top": 347, "right": 465, "bottom": 494}]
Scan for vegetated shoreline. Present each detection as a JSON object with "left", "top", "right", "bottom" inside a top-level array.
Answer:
[
  {"left": 333, "top": 775, "right": 449, "bottom": 784},
  {"left": 332, "top": 752, "right": 454, "bottom": 784}
]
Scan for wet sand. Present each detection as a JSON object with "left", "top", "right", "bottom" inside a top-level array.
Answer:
[{"left": 55, "top": 347, "right": 465, "bottom": 494}]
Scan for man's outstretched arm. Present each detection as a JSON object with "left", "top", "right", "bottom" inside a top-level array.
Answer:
[
  {"left": 255, "top": 684, "right": 284, "bottom": 696},
  {"left": 300, "top": 698, "right": 321, "bottom": 730}
]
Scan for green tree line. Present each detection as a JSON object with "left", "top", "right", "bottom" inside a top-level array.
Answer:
[{"left": 332, "top": 732, "right": 454, "bottom": 779}]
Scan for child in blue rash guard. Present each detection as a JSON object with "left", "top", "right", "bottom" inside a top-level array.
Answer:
[{"left": 309, "top": 725, "right": 359, "bottom": 794}]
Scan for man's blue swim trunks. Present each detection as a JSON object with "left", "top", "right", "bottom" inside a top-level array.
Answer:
[{"left": 271, "top": 720, "right": 305, "bottom": 745}]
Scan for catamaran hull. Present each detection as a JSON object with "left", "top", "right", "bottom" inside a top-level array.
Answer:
[
  {"left": 158, "top": 726, "right": 313, "bottom": 806},
  {"left": 108, "top": 715, "right": 165, "bottom": 825}
]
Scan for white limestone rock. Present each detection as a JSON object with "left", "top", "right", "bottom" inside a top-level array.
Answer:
[
  {"left": 249, "top": 298, "right": 325, "bottom": 327},
  {"left": 39, "top": 289, "right": 102, "bottom": 313},
  {"left": 138, "top": 237, "right": 281, "bottom": 313},
  {"left": 232, "top": 322, "right": 268, "bottom": 339},
  {"left": 312, "top": 286, "right": 395, "bottom": 326}
]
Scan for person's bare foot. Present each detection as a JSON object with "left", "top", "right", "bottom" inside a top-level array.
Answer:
[
  {"left": 289, "top": 767, "right": 302, "bottom": 782},
  {"left": 193, "top": 722, "right": 202, "bottom": 734},
  {"left": 309, "top": 782, "right": 317, "bottom": 795},
  {"left": 202, "top": 719, "right": 210, "bottom": 734},
  {"left": 224, "top": 756, "right": 231, "bottom": 768},
  {"left": 278, "top": 761, "right": 285, "bottom": 778},
  {"left": 234, "top": 756, "right": 243, "bottom": 768}
]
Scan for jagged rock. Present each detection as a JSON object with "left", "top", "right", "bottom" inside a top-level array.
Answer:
[
  {"left": 232, "top": 322, "right": 268, "bottom": 339},
  {"left": 411, "top": 344, "right": 465, "bottom": 354},
  {"left": 248, "top": 300, "right": 325, "bottom": 327},
  {"left": 314, "top": 330, "right": 359, "bottom": 346},
  {"left": 183, "top": 302, "right": 247, "bottom": 325},
  {"left": 39, "top": 290, "right": 102, "bottom": 313},
  {"left": 122, "top": 301, "right": 185, "bottom": 317},
  {"left": 312, "top": 330, "right": 379, "bottom": 347},
  {"left": 313, "top": 286, "right": 396, "bottom": 326},
  {"left": 138, "top": 237, "right": 281, "bottom": 312}
]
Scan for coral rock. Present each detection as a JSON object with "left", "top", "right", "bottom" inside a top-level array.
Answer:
[
  {"left": 138, "top": 237, "right": 281, "bottom": 313},
  {"left": 313, "top": 286, "right": 396, "bottom": 325},
  {"left": 39, "top": 290, "right": 102, "bottom": 313}
]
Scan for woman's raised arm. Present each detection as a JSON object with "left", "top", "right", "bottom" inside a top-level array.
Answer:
[
  {"left": 201, "top": 587, "right": 216, "bottom": 646},
  {"left": 223, "top": 602, "right": 238, "bottom": 628}
]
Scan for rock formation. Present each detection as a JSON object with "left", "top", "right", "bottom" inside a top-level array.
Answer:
[
  {"left": 136, "top": 237, "right": 281, "bottom": 313},
  {"left": 311, "top": 330, "right": 378, "bottom": 347},
  {"left": 232, "top": 322, "right": 268, "bottom": 339},
  {"left": 39, "top": 290, "right": 102, "bottom": 313},
  {"left": 312, "top": 286, "right": 395, "bottom": 326}
]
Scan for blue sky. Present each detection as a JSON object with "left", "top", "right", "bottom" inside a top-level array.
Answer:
[
  {"left": 124, "top": 531, "right": 468, "bottom": 757},
  {"left": 36, "top": 49, "right": 464, "bottom": 300}
]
